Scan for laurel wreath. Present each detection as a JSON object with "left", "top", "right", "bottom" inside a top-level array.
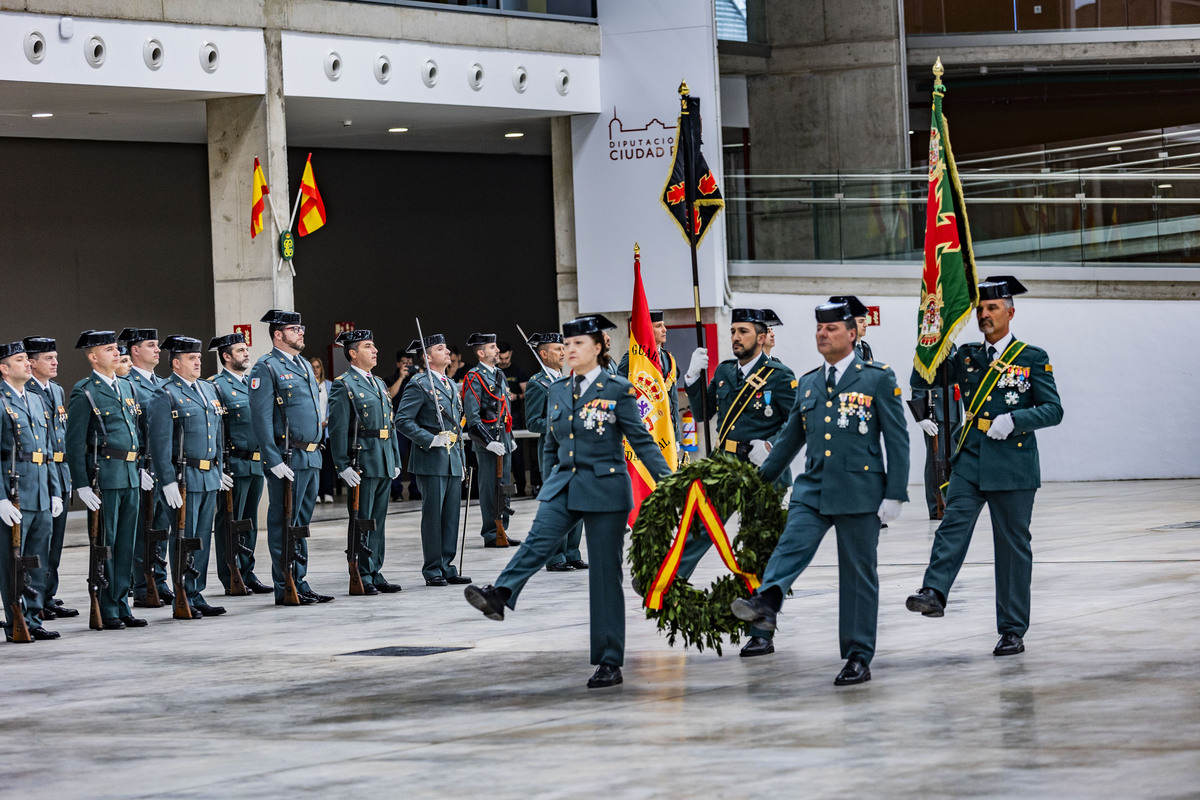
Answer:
[{"left": 629, "top": 455, "right": 786, "bottom": 655}]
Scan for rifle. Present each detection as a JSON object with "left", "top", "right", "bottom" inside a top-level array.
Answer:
[
  {"left": 171, "top": 426, "right": 200, "bottom": 620},
  {"left": 493, "top": 446, "right": 512, "bottom": 547},
  {"left": 345, "top": 398, "right": 374, "bottom": 596},
  {"left": 140, "top": 443, "right": 168, "bottom": 608},
  {"left": 6, "top": 416, "right": 37, "bottom": 643},
  {"left": 515, "top": 324, "right": 549, "bottom": 375},
  {"left": 86, "top": 431, "right": 111, "bottom": 631},
  {"left": 280, "top": 418, "right": 310, "bottom": 606},
  {"left": 220, "top": 411, "right": 251, "bottom": 596},
  {"left": 456, "top": 466, "right": 473, "bottom": 574},
  {"left": 907, "top": 386, "right": 947, "bottom": 519}
]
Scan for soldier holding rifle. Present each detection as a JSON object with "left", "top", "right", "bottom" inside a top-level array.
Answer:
[{"left": 461, "top": 332, "right": 519, "bottom": 548}]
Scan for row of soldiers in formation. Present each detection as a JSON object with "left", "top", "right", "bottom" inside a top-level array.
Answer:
[{"left": 1, "top": 283, "right": 1061, "bottom": 691}]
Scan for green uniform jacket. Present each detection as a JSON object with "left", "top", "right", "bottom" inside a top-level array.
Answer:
[
  {"left": 249, "top": 349, "right": 323, "bottom": 470},
  {"left": 541, "top": 373, "right": 671, "bottom": 512},
  {"left": 66, "top": 373, "right": 141, "bottom": 491},
  {"left": 617, "top": 346, "right": 682, "bottom": 442},
  {"left": 523, "top": 368, "right": 557, "bottom": 473},
  {"left": 0, "top": 385, "right": 60, "bottom": 510},
  {"left": 685, "top": 352, "right": 797, "bottom": 450},
  {"left": 761, "top": 356, "right": 909, "bottom": 515},
  {"left": 328, "top": 368, "right": 401, "bottom": 479},
  {"left": 26, "top": 378, "right": 71, "bottom": 495},
  {"left": 122, "top": 370, "right": 173, "bottom": 483},
  {"left": 927, "top": 340, "right": 1063, "bottom": 491},
  {"left": 462, "top": 364, "right": 511, "bottom": 446},
  {"left": 396, "top": 370, "right": 465, "bottom": 477},
  {"left": 209, "top": 371, "right": 263, "bottom": 478},
  {"left": 161, "top": 374, "right": 224, "bottom": 493}
]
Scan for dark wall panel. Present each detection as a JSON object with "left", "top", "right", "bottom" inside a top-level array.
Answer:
[{"left": 0, "top": 138, "right": 215, "bottom": 380}]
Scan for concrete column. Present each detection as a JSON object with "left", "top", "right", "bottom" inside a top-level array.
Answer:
[
  {"left": 206, "top": 27, "right": 291, "bottom": 360},
  {"left": 550, "top": 116, "right": 580, "bottom": 328}
]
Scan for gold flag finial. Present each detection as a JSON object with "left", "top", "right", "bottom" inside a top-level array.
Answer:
[
  {"left": 678, "top": 80, "right": 690, "bottom": 96},
  {"left": 634, "top": 242, "right": 641, "bottom": 254},
  {"left": 933, "top": 57, "right": 944, "bottom": 85}
]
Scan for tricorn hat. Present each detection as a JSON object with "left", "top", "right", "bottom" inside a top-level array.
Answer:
[
  {"left": 22, "top": 337, "right": 56, "bottom": 354},
  {"left": 335, "top": 329, "right": 374, "bottom": 347},
  {"left": 761, "top": 309, "right": 783, "bottom": 328},
  {"left": 208, "top": 333, "right": 246, "bottom": 351},
  {"left": 731, "top": 308, "right": 767, "bottom": 325},
  {"left": 815, "top": 301, "right": 855, "bottom": 324},
  {"left": 978, "top": 276, "right": 1029, "bottom": 301},
  {"left": 828, "top": 296, "right": 870, "bottom": 318},
  {"left": 465, "top": 332, "right": 497, "bottom": 347},
  {"left": 406, "top": 334, "right": 446, "bottom": 354},
  {"left": 261, "top": 309, "right": 302, "bottom": 326},
  {"left": 160, "top": 335, "right": 203, "bottom": 354},
  {"left": 118, "top": 328, "right": 158, "bottom": 344},
  {"left": 562, "top": 315, "right": 617, "bottom": 338},
  {"left": 0, "top": 341, "right": 26, "bottom": 360},
  {"left": 75, "top": 330, "right": 118, "bottom": 350}
]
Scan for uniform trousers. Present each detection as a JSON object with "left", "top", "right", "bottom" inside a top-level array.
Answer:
[
  {"left": 415, "top": 474, "right": 462, "bottom": 581},
  {"left": 0, "top": 507, "right": 51, "bottom": 633},
  {"left": 266, "top": 467, "right": 317, "bottom": 601},
  {"left": 214, "top": 473, "right": 264, "bottom": 589}
]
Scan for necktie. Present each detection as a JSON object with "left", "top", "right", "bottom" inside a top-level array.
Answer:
[
  {"left": 826, "top": 365, "right": 837, "bottom": 394},
  {"left": 574, "top": 375, "right": 584, "bottom": 399},
  {"left": 987, "top": 345, "right": 997, "bottom": 364}
]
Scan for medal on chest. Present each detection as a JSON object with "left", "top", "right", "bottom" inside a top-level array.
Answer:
[
  {"left": 581, "top": 398, "right": 617, "bottom": 435},
  {"left": 836, "top": 392, "right": 873, "bottom": 434},
  {"left": 996, "top": 364, "right": 1031, "bottom": 396}
]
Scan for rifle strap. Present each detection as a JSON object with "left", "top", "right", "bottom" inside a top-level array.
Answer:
[{"left": 81, "top": 387, "right": 110, "bottom": 442}]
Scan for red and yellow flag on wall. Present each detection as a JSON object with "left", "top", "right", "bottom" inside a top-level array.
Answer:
[
  {"left": 624, "top": 243, "right": 678, "bottom": 526},
  {"left": 297, "top": 153, "right": 327, "bottom": 237},
  {"left": 251, "top": 157, "right": 269, "bottom": 239}
]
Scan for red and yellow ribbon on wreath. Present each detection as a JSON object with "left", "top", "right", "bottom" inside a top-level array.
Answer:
[{"left": 645, "top": 479, "right": 760, "bottom": 610}]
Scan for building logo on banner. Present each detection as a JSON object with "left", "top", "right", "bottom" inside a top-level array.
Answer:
[
  {"left": 608, "top": 108, "right": 675, "bottom": 162},
  {"left": 334, "top": 321, "right": 356, "bottom": 336},
  {"left": 233, "top": 324, "right": 253, "bottom": 347}
]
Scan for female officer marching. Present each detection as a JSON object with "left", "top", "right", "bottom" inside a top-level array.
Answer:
[{"left": 464, "top": 315, "right": 672, "bottom": 688}]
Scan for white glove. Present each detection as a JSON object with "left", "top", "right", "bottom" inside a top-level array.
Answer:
[
  {"left": 163, "top": 482, "right": 183, "bottom": 509},
  {"left": 918, "top": 419, "right": 939, "bottom": 437},
  {"left": 77, "top": 486, "right": 102, "bottom": 512},
  {"left": 986, "top": 413, "right": 1015, "bottom": 440},
  {"left": 485, "top": 441, "right": 506, "bottom": 457},
  {"left": 340, "top": 467, "right": 361, "bottom": 487},
  {"left": 51, "top": 496, "right": 63, "bottom": 518},
  {"left": 509, "top": 438, "right": 518, "bottom": 452},
  {"left": 684, "top": 347, "right": 709, "bottom": 385},
  {"left": 219, "top": 472, "right": 234, "bottom": 491},
  {"left": 139, "top": 468, "right": 155, "bottom": 491},
  {"left": 877, "top": 499, "right": 903, "bottom": 524},
  {"left": 430, "top": 432, "right": 452, "bottom": 448},
  {"left": 0, "top": 499, "right": 20, "bottom": 527},
  {"left": 269, "top": 462, "right": 295, "bottom": 481},
  {"left": 748, "top": 439, "right": 771, "bottom": 466}
]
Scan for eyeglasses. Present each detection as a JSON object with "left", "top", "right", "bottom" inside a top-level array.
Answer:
[{"left": 284, "top": 325, "right": 306, "bottom": 334}]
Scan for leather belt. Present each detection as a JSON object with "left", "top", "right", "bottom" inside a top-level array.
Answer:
[
  {"left": 88, "top": 446, "right": 138, "bottom": 462},
  {"left": 183, "top": 457, "right": 213, "bottom": 471},
  {"left": 278, "top": 437, "right": 320, "bottom": 452},
  {"left": 721, "top": 439, "right": 752, "bottom": 461},
  {"left": 229, "top": 447, "right": 261, "bottom": 461},
  {"left": 358, "top": 428, "right": 390, "bottom": 440},
  {"left": 1, "top": 450, "right": 45, "bottom": 464}
]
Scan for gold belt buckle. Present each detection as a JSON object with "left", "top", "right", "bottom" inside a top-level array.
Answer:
[
  {"left": 977, "top": 418, "right": 991, "bottom": 432},
  {"left": 723, "top": 439, "right": 739, "bottom": 453},
  {"left": 378, "top": 429, "right": 389, "bottom": 440},
  {"left": 52, "top": 452, "right": 64, "bottom": 463},
  {"left": 305, "top": 443, "right": 318, "bottom": 452},
  {"left": 251, "top": 452, "right": 261, "bottom": 461},
  {"left": 31, "top": 452, "right": 44, "bottom": 464},
  {"left": 125, "top": 451, "right": 137, "bottom": 462},
  {"left": 198, "top": 459, "right": 212, "bottom": 471}
]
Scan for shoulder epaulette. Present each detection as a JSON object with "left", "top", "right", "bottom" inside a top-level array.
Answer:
[
  {"left": 801, "top": 365, "right": 822, "bottom": 377},
  {"left": 863, "top": 360, "right": 890, "bottom": 370}
]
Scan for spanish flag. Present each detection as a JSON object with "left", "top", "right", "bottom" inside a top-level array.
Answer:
[
  {"left": 624, "top": 243, "right": 678, "bottom": 526},
  {"left": 250, "top": 157, "right": 269, "bottom": 239},
  {"left": 297, "top": 153, "right": 326, "bottom": 237}
]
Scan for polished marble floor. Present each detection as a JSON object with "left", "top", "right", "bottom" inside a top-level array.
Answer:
[{"left": 3, "top": 480, "right": 1198, "bottom": 798}]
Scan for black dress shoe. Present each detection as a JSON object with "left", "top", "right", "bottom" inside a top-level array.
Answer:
[
  {"left": 447, "top": 575, "right": 472, "bottom": 585},
  {"left": 41, "top": 607, "right": 57, "bottom": 620},
  {"left": 425, "top": 576, "right": 449, "bottom": 587},
  {"left": 546, "top": 562, "right": 575, "bottom": 572},
  {"left": 133, "top": 596, "right": 164, "bottom": 609},
  {"left": 905, "top": 587, "right": 945, "bottom": 617},
  {"left": 631, "top": 575, "right": 645, "bottom": 597},
  {"left": 484, "top": 538, "right": 522, "bottom": 548},
  {"left": 101, "top": 617, "right": 126, "bottom": 630},
  {"left": 730, "top": 594, "right": 778, "bottom": 632},
  {"left": 302, "top": 591, "right": 335, "bottom": 603},
  {"left": 565, "top": 560, "right": 588, "bottom": 570},
  {"left": 464, "top": 584, "right": 506, "bottom": 621},
  {"left": 244, "top": 577, "right": 272, "bottom": 594},
  {"left": 188, "top": 607, "right": 204, "bottom": 618},
  {"left": 359, "top": 584, "right": 379, "bottom": 595},
  {"left": 376, "top": 582, "right": 402, "bottom": 594},
  {"left": 30, "top": 627, "right": 61, "bottom": 640},
  {"left": 587, "top": 664, "right": 623, "bottom": 688},
  {"left": 739, "top": 636, "right": 775, "bottom": 657},
  {"left": 158, "top": 589, "right": 175, "bottom": 604},
  {"left": 834, "top": 658, "right": 871, "bottom": 686},
  {"left": 276, "top": 595, "right": 316, "bottom": 606},
  {"left": 194, "top": 603, "right": 227, "bottom": 616},
  {"left": 119, "top": 616, "right": 148, "bottom": 628},
  {"left": 993, "top": 632, "right": 1025, "bottom": 656},
  {"left": 51, "top": 601, "right": 79, "bottom": 617}
]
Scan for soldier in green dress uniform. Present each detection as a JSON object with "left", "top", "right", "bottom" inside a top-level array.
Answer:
[
  {"left": 157, "top": 336, "right": 228, "bottom": 618},
  {"left": 209, "top": 333, "right": 271, "bottom": 595},
  {"left": 0, "top": 341, "right": 64, "bottom": 640},
  {"left": 731, "top": 300, "right": 910, "bottom": 686},
  {"left": 23, "top": 337, "right": 78, "bottom": 620},
  {"left": 249, "top": 310, "right": 334, "bottom": 606},
  {"left": 120, "top": 328, "right": 176, "bottom": 607},
  {"left": 465, "top": 316, "right": 672, "bottom": 689},
  {"left": 461, "top": 332, "right": 520, "bottom": 547},
  {"left": 396, "top": 334, "right": 472, "bottom": 587},
  {"left": 66, "top": 331, "right": 146, "bottom": 629},
  {"left": 906, "top": 276, "right": 1063, "bottom": 657},
  {"left": 909, "top": 344, "right": 963, "bottom": 519},
  {"left": 679, "top": 308, "right": 797, "bottom": 657},
  {"left": 524, "top": 332, "right": 585, "bottom": 573},
  {"left": 328, "top": 329, "right": 403, "bottom": 594}
]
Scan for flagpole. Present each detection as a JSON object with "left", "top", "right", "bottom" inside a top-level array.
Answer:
[
  {"left": 679, "top": 80, "right": 711, "bottom": 456},
  {"left": 274, "top": 153, "right": 310, "bottom": 278}
]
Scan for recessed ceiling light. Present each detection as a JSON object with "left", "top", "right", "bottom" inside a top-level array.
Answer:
[
  {"left": 1107, "top": 146, "right": 1122, "bottom": 152},
  {"left": 31, "top": 112, "right": 52, "bottom": 118},
  {"left": 388, "top": 127, "right": 408, "bottom": 133},
  {"left": 504, "top": 132, "right": 524, "bottom": 138}
]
